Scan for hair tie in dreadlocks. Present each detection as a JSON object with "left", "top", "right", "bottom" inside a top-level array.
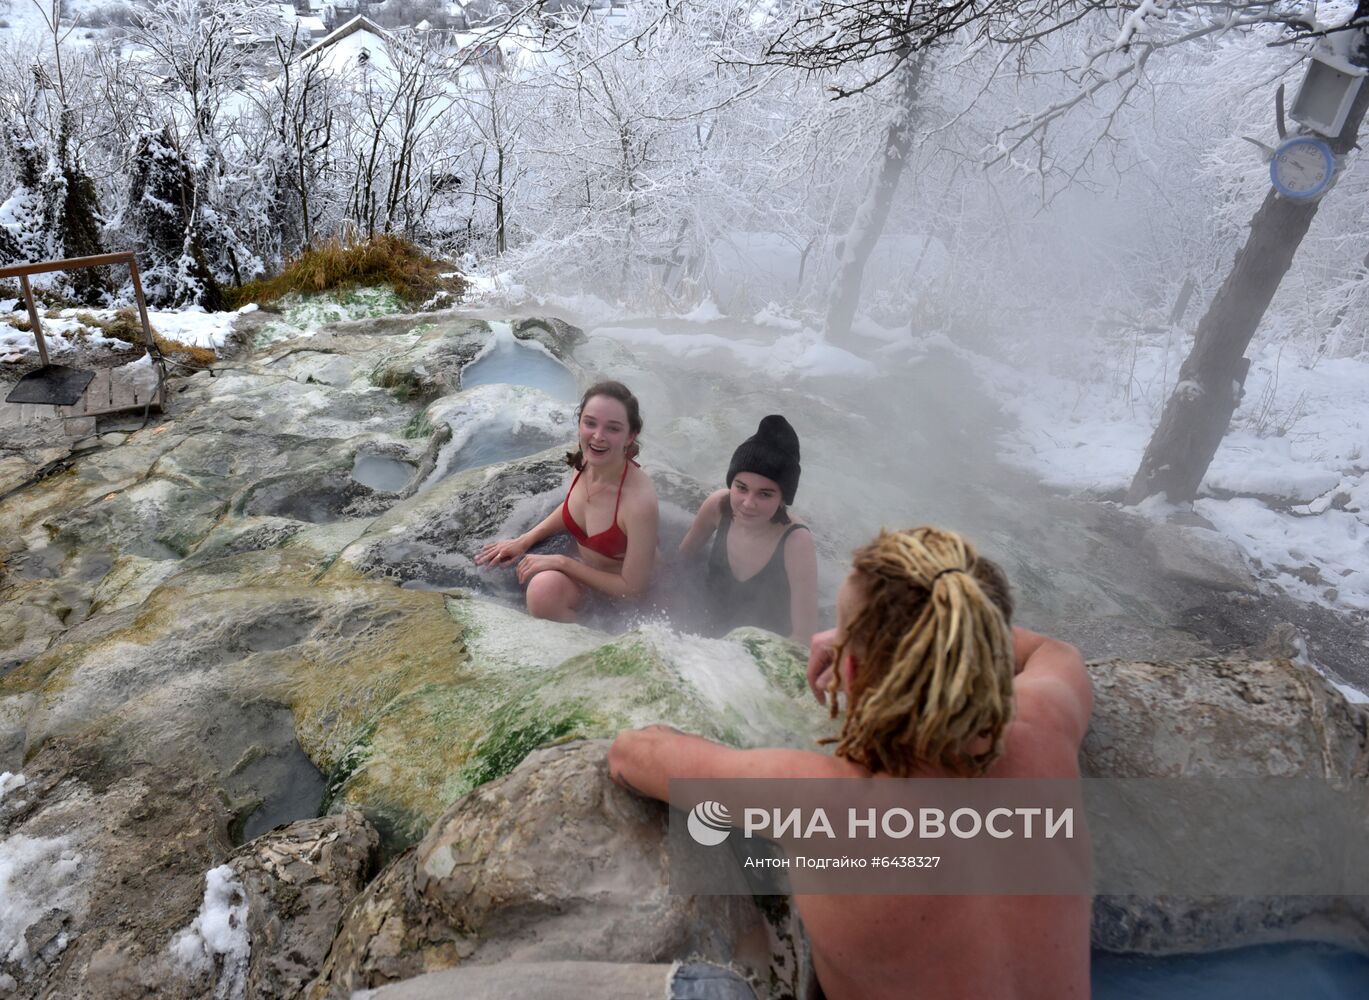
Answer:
[{"left": 831, "top": 527, "right": 1016, "bottom": 779}]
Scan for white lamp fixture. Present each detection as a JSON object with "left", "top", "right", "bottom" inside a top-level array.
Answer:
[{"left": 1288, "top": 47, "right": 1367, "bottom": 137}]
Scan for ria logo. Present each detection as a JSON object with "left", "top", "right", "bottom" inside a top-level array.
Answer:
[{"left": 687, "top": 800, "right": 732, "bottom": 846}]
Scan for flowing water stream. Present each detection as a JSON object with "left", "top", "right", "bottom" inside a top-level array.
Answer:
[{"left": 461, "top": 321, "right": 580, "bottom": 402}]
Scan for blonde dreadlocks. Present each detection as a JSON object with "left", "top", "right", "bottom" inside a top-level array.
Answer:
[{"left": 829, "top": 527, "right": 1015, "bottom": 778}]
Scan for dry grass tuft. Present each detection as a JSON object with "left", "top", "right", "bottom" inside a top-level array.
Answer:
[
  {"left": 74, "top": 308, "right": 147, "bottom": 346},
  {"left": 154, "top": 335, "right": 217, "bottom": 367},
  {"left": 226, "top": 235, "right": 467, "bottom": 310}
]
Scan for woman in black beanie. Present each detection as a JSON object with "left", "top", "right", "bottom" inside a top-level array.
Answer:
[{"left": 679, "top": 415, "right": 818, "bottom": 642}]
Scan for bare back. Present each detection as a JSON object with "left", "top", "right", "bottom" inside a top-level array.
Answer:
[{"left": 794, "top": 695, "right": 1091, "bottom": 1000}]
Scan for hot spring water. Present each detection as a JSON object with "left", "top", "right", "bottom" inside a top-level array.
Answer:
[
  {"left": 460, "top": 321, "right": 579, "bottom": 403},
  {"left": 421, "top": 322, "right": 580, "bottom": 485},
  {"left": 1092, "top": 940, "right": 1369, "bottom": 998},
  {"left": 351, "top": 453, "right": 415, "bottom": 493}
]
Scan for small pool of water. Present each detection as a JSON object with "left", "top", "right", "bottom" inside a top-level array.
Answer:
[
  {"left": 461, "top": 322, "right": 579, "bottom": 402},
  {"left": 238, "top": 741, "right": 328, "bottom": 843},
  {"left": 352, "top": 453, "right": 414, "bottom": 493},
  {"left": 430, "top": 413, "right": 562, "bottom": 483},
  {"left": 1092, "top": 941, "right": 1369, "bottom": 999}
]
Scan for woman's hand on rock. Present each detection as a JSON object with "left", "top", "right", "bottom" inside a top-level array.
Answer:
[
  {"left": 516, "top": 553, "right": 565, "bottom": 585},
  {"left": 476, "top": 536, "right": 529, "bottom": 567}
]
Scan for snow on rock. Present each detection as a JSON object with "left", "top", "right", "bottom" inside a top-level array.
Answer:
[
  {"left": 169, "top": 864, "right": 250, "bottom": 999},
  {"left": 0, "top": 833, "right": 83, "bottom": 972},
  {"left": 1143, "top": 523, "right": 1257, "bottom": 593},
  {"left": 1331, "top": 680, "right": 1369, "bottom": 706},
  {"left": 0, "top": 772, "right": 24, "bottom": 801}
]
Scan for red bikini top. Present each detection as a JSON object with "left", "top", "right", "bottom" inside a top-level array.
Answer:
[{"left": 562, "top": 460, "right": 633, "bottom": 561}]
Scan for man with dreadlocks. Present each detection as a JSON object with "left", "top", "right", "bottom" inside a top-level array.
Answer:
[{"left": 608, "top": 526, "right": 1093, "bottom": 1000}]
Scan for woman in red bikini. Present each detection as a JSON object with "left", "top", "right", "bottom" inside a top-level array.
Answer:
[{"left": 475, "top": 380, "right": 659, "bottom": 623}]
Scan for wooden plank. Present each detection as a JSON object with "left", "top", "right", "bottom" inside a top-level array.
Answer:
[
  {"left": 19, "top": 275, "right": 47, "bottom": 366},
  {"left": 127, "top": 257, "right": 157, "bottom": 351},
  {"left": 53, "top": 367, "right": 162, "bottom": 419},
  {"left": 0, "top": 252, "right": 134, "bottom": 281}
]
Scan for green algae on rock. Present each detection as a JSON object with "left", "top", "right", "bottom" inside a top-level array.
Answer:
[{"left": 322, "top": 598, "right": 831, "bottom": 852}]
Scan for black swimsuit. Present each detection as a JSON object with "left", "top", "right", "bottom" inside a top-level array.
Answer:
[{"left": 704, "top": 504, "right": 809, "bottom": 637}]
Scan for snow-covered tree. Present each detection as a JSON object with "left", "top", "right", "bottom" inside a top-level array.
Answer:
[{"left": 126, "top": 125, "right": 222, "bottom": 308}]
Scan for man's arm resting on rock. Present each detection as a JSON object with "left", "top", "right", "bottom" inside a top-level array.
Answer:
[
  {"left": 608, "top": 726, "right": 834, "bottom": 804},
  {"left": 1011, "top": 627, "right": 1094, "bottom": 745}
]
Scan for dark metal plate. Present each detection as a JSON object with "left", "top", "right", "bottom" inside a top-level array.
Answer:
[{"left": 5, "top": 364, "right": 96, "bottom": 406}]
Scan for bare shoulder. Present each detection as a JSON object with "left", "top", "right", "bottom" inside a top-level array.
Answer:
[
  {"left": 1011, "top": 630, "right": 1093, "bottom": 750},
  {"left": 624, "top": 465, "right": 660, "bottom": 506},
  {"left": 697, "top": 488, "right": 728, "bottom": 523}
]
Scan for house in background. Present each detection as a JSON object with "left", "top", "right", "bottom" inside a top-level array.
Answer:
[{"left": 298, "top": 14, "right": 407, "bottom": 76}]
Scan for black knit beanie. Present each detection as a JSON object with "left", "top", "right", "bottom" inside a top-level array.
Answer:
[{"left": 727, "top": 415, "right": 801, "bottom": 505}]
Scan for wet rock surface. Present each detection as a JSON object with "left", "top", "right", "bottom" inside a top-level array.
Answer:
[
  {"left": 231, "top": 811, "right": 380, "bottom": 1000},
  {"left": 0, "top": 739, "right": 233, "bottom": 1000},
  {"left": 1084, "top": 654, "right": 1369, "bottom": 954},
  {"left": 307, "top": 740, "right": 804, "bottom": 1000}
]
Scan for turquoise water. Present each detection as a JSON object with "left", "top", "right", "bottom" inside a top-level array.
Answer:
[
  {"left": 441, "top": 416, "right": 561, "bottom": 476},
  {"left": 1092, "top": 942, "right": 1369, "bottom": 998},
  {"left": 351, "top": 453, "right": 414, "bottom": 493},
  {"left": 460, "top": 326, "right": 579, "bottom": 403}
]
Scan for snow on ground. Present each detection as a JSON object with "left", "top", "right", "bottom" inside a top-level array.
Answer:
[
  {"left": 0, "top": 305, "right": 246, "bottom": 361},
  {"left": 0, "top": 827, "right": 83, "bottom": 975},
  {"left": 169, "top": 864, "right": 250, "bottom": 993},
  {"left": 978, "top": 330, "right": 1369, "bottom": 615},
  {"left": 1, "top": 311, "right": 126, "bottom": 361},
  {"left": 681, "top": 295, "right": 724, "bottom": 323},
  {"left": 146, "top": 306, "right": 250, "bottom": 351}
]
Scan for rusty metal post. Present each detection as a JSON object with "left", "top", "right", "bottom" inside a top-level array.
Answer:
[
  {"left": 18, "top": 274, "right": 48, "bottom": 366},
  {"left": 126, "top": 254, "right": 156, "bottom": 352}
]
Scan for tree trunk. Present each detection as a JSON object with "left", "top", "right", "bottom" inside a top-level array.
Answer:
[
  {"left": 495, "top": 147, "right": 506, "bottom": 254},
  {"left": 824, "top": 50, "right": 924, "bottom": 346},
  {"left": 1127, "top": 34, "right": 1369, "bottom": 505}
]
